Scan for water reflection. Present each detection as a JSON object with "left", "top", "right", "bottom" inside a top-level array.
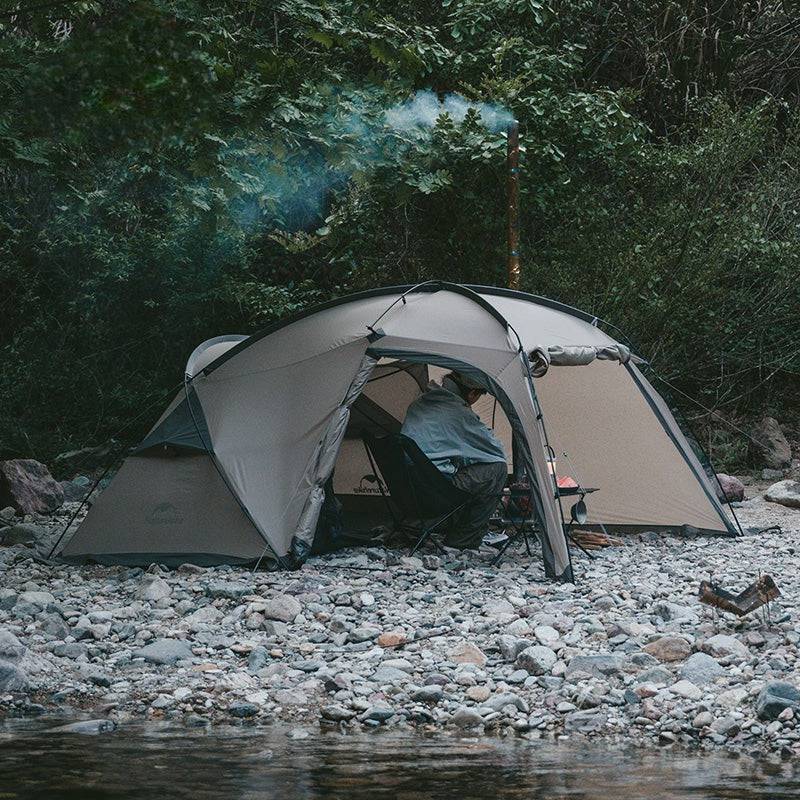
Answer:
[{"left": 0, "top": 721, "right": 798, "bottom": 800}]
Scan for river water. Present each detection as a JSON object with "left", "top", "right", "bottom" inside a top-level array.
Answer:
[{"left": 1, "top": 721, "right": 799, "bottom": 799}]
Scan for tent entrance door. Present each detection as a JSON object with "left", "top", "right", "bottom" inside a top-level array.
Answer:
[{"left": 329, "top": 352, "right": 543, "bottom": 550}]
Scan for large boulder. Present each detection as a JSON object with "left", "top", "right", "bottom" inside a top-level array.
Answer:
[
  {"left": 764, "top": 480, "right": 800, "bottom": 509},
  {"left": 756, "top": 682, "right": 800, "bottom": 721},
  {"left": 715, "top": 474, "right": 745, "bottom": 503},
  {"left": 749, "top": 417, "right": 791, "bottom": 469},
  {"left": 0, "top": 459, "right": 64, "bottom": 515}
]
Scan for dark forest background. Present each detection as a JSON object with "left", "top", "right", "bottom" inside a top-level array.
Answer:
[{"left": 1, "top": 1, "right": 799, "bottom": 470}]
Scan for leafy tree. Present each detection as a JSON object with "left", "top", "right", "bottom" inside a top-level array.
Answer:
[{"left": 0, "top": 0, "right": 797, "bottom": 467}]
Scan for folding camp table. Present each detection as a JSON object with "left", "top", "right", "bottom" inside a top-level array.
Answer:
[{"left": 490, "top": 486, "right": 598, "bottom": 566}]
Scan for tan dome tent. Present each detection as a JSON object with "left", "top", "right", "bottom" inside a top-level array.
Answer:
[{"left": 58, "top": 283, "right": 738, "bottom": 581}]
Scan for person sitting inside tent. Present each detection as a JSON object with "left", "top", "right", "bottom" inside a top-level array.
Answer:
[{"left": 401, "top": 371, "right": 507, "bottom": 549}]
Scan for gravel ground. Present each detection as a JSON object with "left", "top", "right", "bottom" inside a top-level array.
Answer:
[{"left": 1, "top": 491, "right": 799, "bottom": 753}]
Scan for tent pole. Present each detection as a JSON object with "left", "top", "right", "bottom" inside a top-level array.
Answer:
[{"left": 507, "top": 120, "right": 521, "bottom": 290}]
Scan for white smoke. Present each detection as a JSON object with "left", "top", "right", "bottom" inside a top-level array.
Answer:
[
  {"left": 217, "top": 89, "right": 515, "bottom": 231},
  {"left": 384, "top": 90, "right": 515, "bottom": 134}
]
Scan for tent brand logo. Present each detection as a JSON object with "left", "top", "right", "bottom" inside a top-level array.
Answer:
[
  {"left": 353, "top": 475, "right": 383, "bottom": 495},
  {"left": 146, "top": 502, "right": 184, "bottom": 525}
]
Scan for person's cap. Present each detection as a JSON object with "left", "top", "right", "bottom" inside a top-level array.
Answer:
[{"left": 448, "top": 371, "right": 486, "bottom": 392}]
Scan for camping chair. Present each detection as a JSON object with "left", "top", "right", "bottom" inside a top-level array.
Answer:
[{"left": 363, "top": 433, "right": 471, "bottom": 554}]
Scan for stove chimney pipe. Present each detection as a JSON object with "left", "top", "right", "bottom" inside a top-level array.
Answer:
[{"left": 506, "top": 120, "right": 521, "bottom": 290}]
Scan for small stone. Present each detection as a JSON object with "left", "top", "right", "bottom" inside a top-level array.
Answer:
[
  {"left": 372, "top": 665, "right": 410, "bottom": 684},
  {"left": 229, "top": 702, "right": 259, "bottom": 718},
  {"left": 133, "top": 638, "right": 193, "bottom": 665},
  {"left": 178, "top": 563, "right": 206, "bottom": 574},
  {"left": 377, "top": 631, "right": 406, "bottom": 648},
  {"left": 360, "top": 704, "right": 395, "bottom": 723},
  {"left": 651, "top": 601, "right": 696, "bottom": 623},
  {"left": 151, "top": 694, "right": 175, "bottom": 709},
  {"left": 51, "top": 720, "right": 116, "bottom": 735},
  {"left": 348, "top": 627, "right": 379, "bottom": 644},
  {"left": 450, "top": 707, "right": 485, "bottom": 728},
  {"left": 205, "top": 581, "right": 249, "bottom": 599},
  {"left": 411, "top": 685, "right": 444, "bottom": 703},
  {"left": 594, "top": 596, "right": 617, "bottom": 610},
  {"left": 643, "top": 636, "right": 691, "bottom": 663},
  {"left": 0, "top": 629, "right": 26, "bottom": 661},
  {"left": 635, "top": 666, "right": 673, "bottom": 685},
  {"left": 483, "top": 692, "right": 528, "bottom": 713},
  {"left": 712, "top": 716, "right": 740, "bottom": 737},
  {"left": 756, "top": 682, "right": 800, "bottom": 721},
  {"left": 534, "top": 625, "right": 559, "bottom": 645},
  {"left": 136, "top": 576, "right": 172, "bottom": 602},
  {"left": 17, "top": 591, "right": 55, "bottom": 611},
  {"left": 1, "top": 523, "right": 44, "bottom": 546},
  {"left": 715, "top": 687, "right": 748, "bottom": 710},
  {"left": 497, "top": 635, "right": 528, "bottom": 662},
  {"left": 680, "top": 652, "right": 725, "bottom": 686},
  {"left": 565, "top": 654, "right": 624, "bottom": 678},
  {"left": 482, "top": 598, "right": 515, "bottom": 618},
  {"left": 702, "top": 634, "right": 748, "bottom": 661},
  {"left": 184, "top": 606, "right": 222, "bottom": 626},
  {"left": 564, "top": 709, "right": 607, "bottom": 734},
  {"left": 448, "top": 641, "right": 487, "bottom": 667},
  {"left": 0, "top": 660, "right": 28, "bottom": 692},
  {"left": 263, "top": 595, "right": 302, "bottom": 623},
  {"left": 321, "top": 705, "right": 356, "bottom": 722},
  {"left": 466, "top": 685, "right": 490, "bottom": 703},
  {"left": 670, "top": 680, "right": 702, "bottom": 700},
  {"left": 247, "top": 646, "right": 269, "bottom": 673},
  {"left": 516, "top": 646, "right": 557, "bottom": 675},
  {"left": 693, "top": 711, "right": 714, "bottom": 728}
]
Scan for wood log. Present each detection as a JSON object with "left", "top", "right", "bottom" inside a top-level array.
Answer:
[
  {"left": 698, "top": 575, "right": 780, "bottom": 617},
  {"left": 572, "top": 531, "right": 623, "bottom": 549}
]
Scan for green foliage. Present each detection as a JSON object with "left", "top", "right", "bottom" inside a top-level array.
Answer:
[{"left": 0, "top": 0, "right": 798, "bottom": 464}]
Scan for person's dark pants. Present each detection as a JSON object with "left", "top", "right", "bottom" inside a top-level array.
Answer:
[{"left": 445, "top": 461, "right": 507, "bottom": 549}]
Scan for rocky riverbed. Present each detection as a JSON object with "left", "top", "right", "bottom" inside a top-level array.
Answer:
[{"left": 1, "top": 493, "right": 799, "bottom": 754}]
